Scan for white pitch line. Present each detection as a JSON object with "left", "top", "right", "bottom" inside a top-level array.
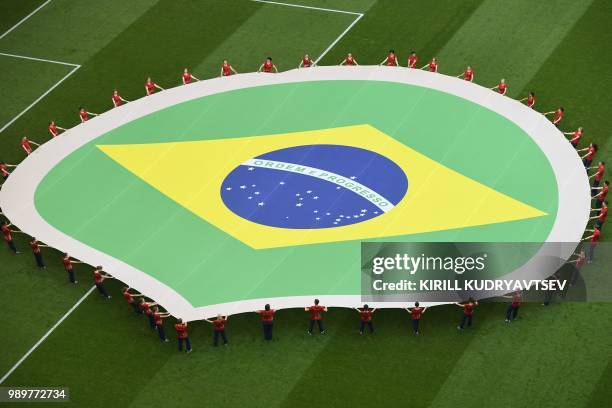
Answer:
[
  {"left": 250, "top": 0, "right": 362, "bottom": 15},
  {"left": 314, "top": 13, "right": 363, "bottom": 64},
  {"left": 0, "top": 52, "right": 80, "bottom": 67},
  {"left": 0, "top": 286, "right": 96, "bottom": 385},
  {"left": 0, "top": 64, "right": 80, "bottom": 133},
  {"left": 0, "top": 0, "right": 54, "bottom": 41}
]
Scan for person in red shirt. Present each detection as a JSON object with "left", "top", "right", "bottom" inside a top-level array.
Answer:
[
  {"left": 563, "top": 126, "right": 583, "bottom": 148},
  {"left": 0, "top": 161, "right": 16, "bottom": 182},
  {"left": 456, "top": 298, "right": 478, "bottom": 330},
  {"left": 139, "top": 297, "right": 158, "bottom": 329},
  {"left": 340, "top": 53, "right": 358, "bottom": 66},
  {"left": 567, "top": 249, "right": 586, "bottom": 286},
  {"left": 490, "top": 78, "right": 507, "bottom": 95},
  {"left": 152, "top": 306, "right": 171, "bottom": 342},
  {"left": 305, "top": 298, "right": 327, "bottom": 335},
  {"left": 21, "top": 136, "right": 40, "bottom": 155},
  {"left": 578, "top": 143, "right": 598, "bottom": 168},
  {"left": 298, "top": 54, "right": 314, "bottom": 68},
  {"left": 93, "top": 266, "right": 112, "bottom": 299},
  {"left": 174, "top": 319, "right": 192, "bottom": 352},
  {"left": 504, "top": 291, "right": 522, "bottom": 322},
  {"left": 220, "top": 59, "right": 238, "bottom": 76},
  {"left": 29, "top": 237, "right": 48, "bottom": 269},
  {"left": 111, "top": 89, "right": 130, "bottom": 107},
  {"left": 355, "top": 304, "right": 376, "bottom": 335},
  {"left": 78, "top": 107, "right": 98, "bottom": 123},
  {"left": 456, "top": 66, "right": 474, "bottom": 82},
  {"left": 592, "top": 180, "right": 609, "bottom": 209},
  {"left": 62, "top": 253, "right": 82, "bottom": 283},
  {"left": 582, "top": 226, "right": 601, "bottom": 263},
  {"left": 48, "top": 120, "right": 66, "bottom": 138},
  {"left": 258, "top": 57, "right": 278, "bottom": 73},
  {"left": 590, "top": 200, "right": 608, "bottom": 230},
  {"left": 205, "top": 314, "right": 229, "bottom": 346},
  {"left": 380, "top": 49, "right": 399, "bottom": 66},
  {"left": 544, "top": 107, "right": 564, "bottom": 126},
  {"left": 2, "top": 220, "right": 19, "bottom": 253},
  {"left": 256, "top": 303, "right": 276, "bottom": 341},
  {"left": 123, "top": 286, "right": 145, "bottom": 314},
  {"left": 145, "top": 77, "right": 164, "bottom": 95},
  {"left": 588, "top": 161, "right": 605, "bottom": 189},
  {"left": 407, "top": 51, "right": 418, "bottom": 68},
  {"left": 406, "top": 302, "right": 427, "bottom": 335},
  {"left": 519, "top": 91, "right": 535, "bottom": 109},
  {"left": 182, "top": 68, "right": 200, "bottom": 85},
  {"left": 421, "top": 57, "right": 438, "bottom": 72}
]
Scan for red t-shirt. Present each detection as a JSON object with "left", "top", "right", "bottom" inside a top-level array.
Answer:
[
  {"left": 511, "top": 295, "right": 521, "bottom": 308},
  {"left": 428, "top": 61, "right": 437, "bottom": 72},
  {"left": 140, "top": 302, "right": 152, "bottom": 315},
  {"left": 464, "top": 69, "right": 473, "bottom": 81},
  {"left": 411, "top": 307, "right": 423, "bottom": 320},
  {"left": 263, "top": 61, "right": 273, "bottom": 72},
  {"left": 498, "top": 83, "right": 507, "bottom": 94},
  {"left": 222, "top": 63, "right": 231, "bottom": 76},
  {"left": 21, "top": 139, "right": 32, "bottom": 153},
  {"left": 182, "top": 72, "right": 191, "bottom": 84},
  {"left": 571, "top": 130, "right": 582, "bottom": 145},
  {"left": 576, "top": 254, "right": 586, "bottom": 269},
  {"left": 408, "top": 55, "right": 418, "bottom": 68},
  {"left": 345, "top": 56, "right": 355, "bottom": 65},
  {"left": 112, "top": 94, "right": 122, "bottom": 106},
  {"left": 0, "top": 163, "right": 9, "bottom": 177},
  {"left": 93, "top": 270, "right": 103, "bottom": 284},
  {"left": 586, "top": 146, "right": 596, "bottom": 161},
  {"left": 79, "top": 110, "right": 88, "bottom": 122},
  {"left": 260, "top": 309, "right": 275, "bottom": 322},
  {"left": 49, "top": 124, "right": 59, "bottom": 137},
  {"left": 145, "top": 81, "right": 156, "bottom": 94},
  {"left": 554, "top": 110, "right": 564, "bottom": 123},
  {"left": 123, "top": 291, "right": 133, "bottom": 303},
  {"left": 175, "top": 323, "right": 188, "bottom": 339},
  {"left": 527, "top": 95, "right": 535, "bottom": 107},
  {"left": 302, "top": 57, "right": 312, "bottom": 67},
  {"left": 308, "top": 305, "right": 325, "bottom": 320},
  {"left": 359, "top": 310, "right": 373, "bottom": 322},
  {"left": 212, "top": 318, "right": 225, "bottom": 331},
  {"left": 595, "top": 164, "right": 605, "bottom": 182},
  {"left": 30, "top": 241, "right": 40, "bottom": 253},
  {"left": 154, "top": 312, "right": 164, "bottom": 326},
  {"left": 387, "top": 53, "right": 397, "bottom": 66},
  {"left": 592, "top": 229, "right": 601, "bottom": 243},
  {"left": 63, "top": 257, "right": 72, "bottom": 270},
  {"left": 598, "top": 207, "right": 607, "bottom": 222},
  {"left": 2, "top": 225, "right": 12, "bottom": 241},
  {"left": 599, "top": 185, "right": 608, "bottom": 201},
  {"left": 463, "top": 303, "right": 475, "bottom": 315}
]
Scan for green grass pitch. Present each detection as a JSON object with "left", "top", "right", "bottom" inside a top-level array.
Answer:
[{"left": 1, "top": 0, "right": 611, "bottom": 407}]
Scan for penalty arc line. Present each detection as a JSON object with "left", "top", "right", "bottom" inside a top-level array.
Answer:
[
  {"left": 0, "top": 286, "right": 96, "bottom": 385},
  {"left": 0, "top": 0, "right": 54, "bottom": 41}
]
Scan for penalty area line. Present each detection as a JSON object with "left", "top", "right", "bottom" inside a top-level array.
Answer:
[
  {"left": 0, "top": 0, "right": 55, "bottom": 41},
  {"left": 0, "top": 285, "right": 96, "bottom": 385}
]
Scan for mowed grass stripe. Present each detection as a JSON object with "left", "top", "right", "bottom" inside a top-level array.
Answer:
[
  {"left": 191, "top": 2, "right": 358, "bottom": 77},
  {"left": 435, "top": 0, "right": 593, "bottom": 95}
]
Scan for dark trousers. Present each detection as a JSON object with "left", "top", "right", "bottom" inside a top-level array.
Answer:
[
  {"left": 146, "top": 313, "right": 155, "bottom": 329},
  {"left": 95, "top": 283, "right": 109, "bottom": 297},
  {"left": 588, "top": 243, "right": 597, "bottom": 262},
  {"left": 595, "top": 199, "right": 603, "bottom": 209},
  {"left": 6, "top": 239, "right": 17, "bottom": 253},
  {"left": 178, "top": 337, "right": 192, "bottom": 352},
  {"left": 308, "top": 319, "right": 324, "bottom": 334},
  {"left": 213, "top": 330, "right": 228, "bottom": 346},
  {"left": 459, "top": 314, "right": 473, "bottom": 329},
  {"left": 263, "top": 322, "right": 273, "bottom": 341},
  {"left": 584, "top": 159, "right": 593, "bottom": 168},
  {"left": 506, "top": 305, "right": 519, "bottom": 320},
  {"left": 130, "top": 302, "right": 141, "bottom": 313},
  {"left": 34, "top": 252, "right": 45, "bottom": 268},
  {"left": 543, "top": 290, "right": 554, "bottom": 306},
  {"left": 67, "top": 269, "right": 76, "bottom": 283},
  {"left": 412, "top": 318, "right": 420, "bottom": 333},
  {"left": 359, "top": 320, "right": 374, "bottom": 334},
  {"left": 157, "top": 324, "right": 167, "bottom": 341}
]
